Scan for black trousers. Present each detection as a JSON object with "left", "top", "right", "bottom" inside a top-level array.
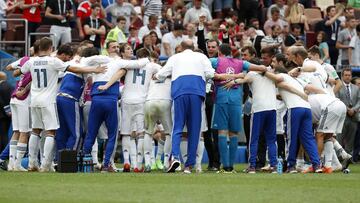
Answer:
[{"left": 204, "top": 94, "right": 220, "bottom": 168}]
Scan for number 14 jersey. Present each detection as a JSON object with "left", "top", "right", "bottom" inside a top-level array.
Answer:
[{"left": 122, "top": 62, "right": 161, "bottom": 104}]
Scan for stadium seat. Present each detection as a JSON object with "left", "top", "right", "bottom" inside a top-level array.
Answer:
[
  {"left": 4, "top": 14, "right": 25, "bottom": 45},
  {"left": 306, "top": 31, "right": 316, "bottom": 48},
  {"left": 304, "top": 8, "right": 323, "bottom": 27},
  {"left": 34, "top": 25, "right": 51, "bottom": 41}
]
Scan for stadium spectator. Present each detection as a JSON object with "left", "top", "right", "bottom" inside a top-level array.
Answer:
[
  {"left": 105, "top": 0, "right": 138, "bottom": 36},
  {"left": 336, "top": 16, "right": 357, "bottom": 68},
  {"left": 263, "top": 7, "right": 288, "bottom": 36},
  {"left": 315, "top": 5, "right": 343, "bottom": 65},
  {"left": 77, "top": 0, "right": 106, "bottom": 40},
  {"left": 160, "top": 22, "right": 184, "bottom": 57},
  {"left": 284, "top": 24, "right": 302, "bottom": 48},
  {"left": 105, "top": 16, "right": 127, "bottom": 46},
  {"left": 235, "top": 0, "right": 260, "bottom": 25},
  {"left": 143, "top": 0, "right": 162, "bottom": 26},
  {"left": 19, "top": 0, "right": 44, "bottom": 45},
  {"left": 183, "top": 0, "right": 212, "bottom": 26},
  {"left": 285, "top": 0, "right": 309, "bottom": 33},
  {"left": 83, "top": 3, "right": 106, "bottom": 49},
  {"left": 127, "top": 25, "right": 141, "bottom": 50},
  {"left": 336, "top": 68, "right": 360, "bottom": 154},
  {"left": 316, "top": 31, "right": 331, "bottom": 64},
  {"left": 45, "top": 0, "right": 74, "bottom": 48},
  {"left": 261, "top": 25, "right": 284, "bottom": 53},
  {"left": 267, "top": 0, "right": 287, "bottom": 20},
  {"left": 183, "top": 23, "right": 198, "bottom": 49},
  {"left": 349, "top": 24, "right": 360, "bottom": 67},
  {"left": 213, "top": 0, "right": 232, "bottom": 19},
  {"left": 149, "top": 30, "right": 161, "bottom": 54},
  {"left": 138, "top": 15, "right": 162, "bottom": 43}
]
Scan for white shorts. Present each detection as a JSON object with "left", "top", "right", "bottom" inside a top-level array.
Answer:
[
  {"left": 31, "top": 104, "right": 59, "bottom": 131},
  {"left": 144, "top": 100, "right": 172, "bottom": 135},
  {"left": 183, "top": 101, "right": 208, "bottom": 133},
  {"left": 10, "top": 103, "right": 31, "bottom": 132},
  {"left": 317, "top": 101, "right": 346, "bottom": 134},
  {"left": 120, "top": 102, "right": 144, "bottom": 135},
  {"left": 83, "top": 101, "right": 108, "bottom": 139},
  {"left": 276, "top": 108, "right": 287, "bottom": 134}
]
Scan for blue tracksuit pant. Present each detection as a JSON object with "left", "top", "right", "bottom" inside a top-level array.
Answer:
[
  {"left": 172, "top": 94, "right": 203, "bottom": 167},
  {"left": 287, "top": 107, "right": 320, "bottom": 168}
]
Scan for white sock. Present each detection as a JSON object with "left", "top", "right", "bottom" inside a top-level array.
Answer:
[
  {"left": 151, "top": 140, "right": 156, "bottom": 165},
  {"left": 156, "top": 138, "right": 165, "bottom": 160},
  {"left": 144, "top": 133, "right": 153, "bottom": 167},
  {"left": 324, "top": 139, "right": 334, "bottom": 168},
  {"left": 9, "top": 140, "right": 18, "bottom": 165},
  {"left": 91, "top": 139, "right": 99, "bottom": 165},
  {"left": 180, "top": 139, "right": 188, "bottom": 164},
  {"left": 136, "top": 135, "right": 144, "bottom": 168},
  {"left": 130, "top": 137, "right": 137, "bottom": 169},
  {"left": 331, "top": 149, "right": 342, "bottom": 170},
  {"left": 333, "top": 139, "right": 348, "bottom": 159},
  {"left": 28, "top": 133, "right": 40, "bottom": 167},
  {"left": 39, "top": 133, "right": 46, "bottom": 163},
  {"left": 121, "top": 135, "right": 130, "bottom": 165},
  {"left": 41, "top": 136, "right": 55, "bottom": 169},
  {"left": 196, "top": 138, "right": 204, "bottom": 169},
  {"left": 164, "top": 135, "right": 171, "bottom": 168},
  {"left": 296, "top": 158, "right": 305, "bottom": 168},
  {"left": 15, "top": 143, "right": 27, "bottom": 168}
]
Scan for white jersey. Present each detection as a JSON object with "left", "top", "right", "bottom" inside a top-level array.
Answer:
[
  {"left": 278, "top": 73, "right": 311, "bottom": 109},
  {"left": 9, "top": 58, "right": 31, "bottom": 106},
  {"left": 81, "top": 56, "right": 150, "bottom": 82},
  {"left": 308, "top": 94, "right": 338, "bottom": 123},
  {"left": 303, "top": 58, "right": 328, "bottom": 81},
  {"left": 21, "top": 56, "right": 67, "bottom": 107},
  {"left": 297, "top": 72, "right": 329, "bottom": 94},
  {"left": 122, "top": 62, "right": 160, "bottom": 104},
  {"left": 146, "top": 77, "right": 171, "bottom": 101},
  {"left": 322, "top": 62, "right": 339, "bottom": 97},
  {"left": 247, "top": 71, "right": 276, "bottom": 113}
]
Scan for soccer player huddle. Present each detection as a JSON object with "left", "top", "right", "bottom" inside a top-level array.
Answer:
[{"left": 4, "top": 36, "right": 353, "bottom": 174}]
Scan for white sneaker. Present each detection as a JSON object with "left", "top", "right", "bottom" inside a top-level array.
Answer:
[
  {"left": 94, "top": 163, "right": 102, "bottom": 170},
  {"left": 176, "top": 165, "right": 182, "bottom": 171},
  {"left": 261, "top": 164, "right": 271, "bottom": 171},
  {"left": 28, "top": 162, "right": 40, "bottom": 172},
  {"left": 332, "top": 164, "right": 343, "bottom": 172},
  {"left": 14, "top": 165, "right": 28, "bottom": 172},
  {"left": 7, "top": 160, "right": 15, "bottom": 171},
  {"left": 184, "top": 167, "right": 192, "bottom": 174}
]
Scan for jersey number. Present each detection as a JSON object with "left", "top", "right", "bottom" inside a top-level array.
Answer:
[
  {"left": 34, "top": 68, "right": 47, "bottom": 88},
  {"left": 132, "top": 69, "right": 146, "bottom": 85}
]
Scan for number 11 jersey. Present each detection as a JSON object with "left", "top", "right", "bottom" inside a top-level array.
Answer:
[{"left": 21, "top": 56, "right": 67, "bottom": 107}]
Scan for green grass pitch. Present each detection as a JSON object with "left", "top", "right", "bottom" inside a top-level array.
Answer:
[{"left": 1, "top": 164, "right": 360, "bottom": 203}]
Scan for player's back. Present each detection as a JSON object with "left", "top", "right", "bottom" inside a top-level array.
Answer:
[
  {"left": 146, "top": 77, "right": 171, "bottom": 101},
  {"left": 122, "top": 62, "right": 160, "bottom": 104},
  {"left": 278, "top": 73, "right": 310, "bottom": 109},
  {"left": 22, "top": 56, "right": 66, "bottom": 107}
]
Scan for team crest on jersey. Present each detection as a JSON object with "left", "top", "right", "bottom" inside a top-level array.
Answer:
[{"left": 225, "top": 67, "right": 235, "bottom": 74}]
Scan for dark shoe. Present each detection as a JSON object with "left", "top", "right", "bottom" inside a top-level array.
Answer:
[
  {"left": 207, "top": 166, "right": 219, "bottom": 171},
  {"left": 244, "top": 167, "right": 256, "bottom": 174},
  {"left": 167, "top": 158, "right": 180, "bottom": 173},
  {"left": 101, "top": 165, "right": 117, "bottom": 173},
  {"left": 0, "top": 161, "right": 7, "bottom": 171}
]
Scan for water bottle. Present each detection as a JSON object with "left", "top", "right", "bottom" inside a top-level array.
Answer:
[{"left": 277, "top": 157, "right": 283, "bottom": 174}]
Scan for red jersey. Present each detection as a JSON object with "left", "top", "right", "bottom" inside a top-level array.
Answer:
[{"left": 22, "top": 0, "right": 42, "bottom": 23}]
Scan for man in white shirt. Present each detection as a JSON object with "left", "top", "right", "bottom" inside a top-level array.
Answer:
[
  {"left": 160, "top": 22, "right": 184, "bottom": 57},
  {"left": 138, "top": 15, "right": 162, "bottom": 43},
  {"left": 183, "top": 0, "right": 212, "bottom": 26}
]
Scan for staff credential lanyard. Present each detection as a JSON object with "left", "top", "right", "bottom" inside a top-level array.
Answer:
[
  {"left": 58, "top": 0, "right": 66, "bottom": 15},
  {"left": 90, "top": 16, "right": 99, "bottom": 29}
]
